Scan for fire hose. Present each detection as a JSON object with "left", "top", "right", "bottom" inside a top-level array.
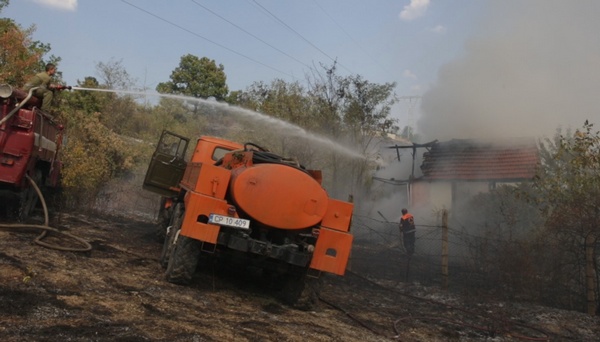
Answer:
[
  {"left": 0, "top": 174, "right": 92, "bottom": 252},
  {"left": 0, "top": 86, "right": 38, "bottom": 126},
  {"left": 0, "top": 84, "right": 70, "bottom": 126}
]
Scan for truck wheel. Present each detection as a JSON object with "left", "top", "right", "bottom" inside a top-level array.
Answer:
[
  {"left": 278, "top": 272, "right": 320, "bottom": 310},
  {"left": 155, "top": 198, "right": 173, "bottom": 243},
  {"left": 19, "top": 170, "right": 42, "bottom": 222},
  {"left": 165, "top": 225, "right": 201, "bottom": 285},
  {"left": 159, "top": 203, "right": 183, "bottom": 269}
]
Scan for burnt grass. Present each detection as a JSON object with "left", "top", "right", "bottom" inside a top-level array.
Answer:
[{"left": 0, "top": 212, "right": 599, "bottom": 341}]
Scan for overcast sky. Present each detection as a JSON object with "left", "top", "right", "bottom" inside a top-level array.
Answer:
[{"left": 4, "top": 1, "right": 597, "bottom": 141}]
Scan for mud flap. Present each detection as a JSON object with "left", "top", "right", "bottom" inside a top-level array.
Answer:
[
  {"left": 309, "top": 227, "right": 353, "bottom": 276},
  {"left": 180, "top": 192, "right": 229, "bottom": 244}
]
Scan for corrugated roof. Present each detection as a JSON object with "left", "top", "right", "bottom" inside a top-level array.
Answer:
[{"left": 419, "top": 138, "right": 539, "bottom": 181}]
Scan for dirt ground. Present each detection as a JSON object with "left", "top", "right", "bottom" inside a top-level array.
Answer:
[{"left": 1, "top": 212, "right": 599, "bottom": 342}]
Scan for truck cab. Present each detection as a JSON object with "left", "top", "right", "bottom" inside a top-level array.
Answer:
[{"left": 143, "top": 131, "right": 242, "bottom": 198}]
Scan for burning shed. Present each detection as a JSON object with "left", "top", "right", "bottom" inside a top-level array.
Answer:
[{"left": 411, "top": 138, "right": 540, "bottom": 210}]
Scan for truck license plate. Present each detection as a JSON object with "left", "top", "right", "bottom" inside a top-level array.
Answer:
[{"left": 208, "top": 214, "right": 250, "bottom": 229}]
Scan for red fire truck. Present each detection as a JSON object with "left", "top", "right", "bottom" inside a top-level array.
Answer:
[{"left": 0, "top": 84, "right": 65, "bottom": 220}]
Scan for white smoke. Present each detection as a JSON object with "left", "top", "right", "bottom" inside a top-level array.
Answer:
[{"left": 418, "top": 0, "right": 600, "bottom": 141}]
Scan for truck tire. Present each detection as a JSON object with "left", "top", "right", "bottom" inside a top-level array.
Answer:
[
  {"left": 19, "top": 170, "right": 42, "bottom": 222},
  {"left": 155, "top": 198, "right": 173, "bottom": 243},
  {"left": 159, "top": 203, "right": 183, "bottom": 269},
  {"left": 278, "top": 271, "right": 320, "bottom": 310},
  {"left": 165, "top": 225, "right": 201, "bottom": 285}
]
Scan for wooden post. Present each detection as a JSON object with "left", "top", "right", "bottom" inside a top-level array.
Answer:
[
  {"left": 585, "top": 234, "right": 597, "bottom": 315},
  {"left": 441, "top": 209, "right": 449, "bottom": 290}
]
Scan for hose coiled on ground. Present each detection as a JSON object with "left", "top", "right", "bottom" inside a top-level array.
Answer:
[{"left": 0, "top": 174, "right": 92, "bottom": 252}]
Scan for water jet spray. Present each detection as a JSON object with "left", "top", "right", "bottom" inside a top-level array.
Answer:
[{"left": 70, "top": 87, "right": 366, "bottom": 159}]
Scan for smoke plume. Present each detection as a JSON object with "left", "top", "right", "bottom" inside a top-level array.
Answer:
[{"left": 418, "top": 1, "right": 600, "bottom": 141}]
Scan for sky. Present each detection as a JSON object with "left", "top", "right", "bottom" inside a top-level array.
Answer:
[
  {"left": 2, "top": 0, "right": 483, "bottom": 127},
  {"left": 3, "top": 0, "right": 598, "bottom": 141}
]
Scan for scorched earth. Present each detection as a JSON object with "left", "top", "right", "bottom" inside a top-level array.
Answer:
[{"left": 0, "top": 212, "right": 598, "bottom": 341}]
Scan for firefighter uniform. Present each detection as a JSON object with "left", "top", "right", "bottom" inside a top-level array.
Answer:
[
  {"left": 23, "top": 65, "right": 56, "bottom": 111},
  {"left": 400, "top": 209, "right": 416, "bottom": 256}
]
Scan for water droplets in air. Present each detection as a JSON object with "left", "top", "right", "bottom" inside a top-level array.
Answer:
[{"left": 70, "top": 87, "right": 365, "bottom": 159}]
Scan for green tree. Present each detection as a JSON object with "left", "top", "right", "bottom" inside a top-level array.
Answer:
[
  {"left": 94, "top": 59, "right": 138, "bottom": 134},
  {"left": 60, "top": 110, "right": 139, "bottom": 208},
  {"left": 533, "top": 121, "right": 600, "bottom": 315},
  {"left": 65, "top": 60, "right": 141, "bottom": 135},
  {"left": 145, "top": 98, "right": 190, "bottom": 135},
  {"left": 231, "top": 79, "right": 321, "bottom": 165},
  {"left": 0, "top": 0, "right": 9, "bottom": 12},
  {"left": 156, "top": 55, "right": 228, "bottom": 114},
  {"left": 306, "top": 62, "right": 347, "bottom": 138},
  {"left": 59, "top": 60, "right": 143, "bottom": 208},
  {"left": 341, "top": 75, "right": 397, "bottom": 198},
  {"left": 306, "top": 62, "right": 397, "bottom": 199},
  {"left": 63, "top": 77, "right": 108, "bottom": 114},
  {"left": 0, "top": 4, "right": 59, "bottom": 85},
  {"left": 343, "top": 75, "right": 397, "bottom": 137},
  {"left": 96, "top": 58, "right": 136, "bottom": 90}
]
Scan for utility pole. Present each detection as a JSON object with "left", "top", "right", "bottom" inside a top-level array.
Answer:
[{"left": 398, "top": 96, "right": 421, "bottom": 137}]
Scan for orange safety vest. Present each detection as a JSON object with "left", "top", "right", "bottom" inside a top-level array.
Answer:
[{"left": 400, "top": 213, "right": 415, "bottom": 234}]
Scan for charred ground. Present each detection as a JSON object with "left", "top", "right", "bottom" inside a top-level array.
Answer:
[{"left": 0, "top": 212, "right": 598, "bottom": 341}]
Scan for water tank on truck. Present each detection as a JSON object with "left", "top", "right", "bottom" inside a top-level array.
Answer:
[{"left": 143, "top": 130, "right": 354, "bottom": 306}]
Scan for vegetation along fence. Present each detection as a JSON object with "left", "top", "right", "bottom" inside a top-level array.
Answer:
[{"left": 349, "top": 210, "right": 600, "bottom": 315}]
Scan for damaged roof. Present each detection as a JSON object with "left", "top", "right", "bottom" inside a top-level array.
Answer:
[{"left": 419, "top": 138, "right": 540, "bottom": 181}]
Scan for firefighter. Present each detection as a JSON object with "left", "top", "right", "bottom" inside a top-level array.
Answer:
[
  {"left": 23, "top": 63, "right": 57, "bottom": 112},
  {"left": 399, "top": 208, "right": 416, "bottom": 256}
]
